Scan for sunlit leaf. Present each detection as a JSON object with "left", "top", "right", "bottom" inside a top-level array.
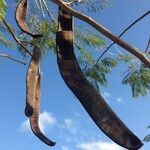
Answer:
[
  {"left": 75, "top": 43, "right": 95, "bottom": 64},
  {"left": 122, "top": 67, "right": 150, "bottom": 98},
  {"left": 0, "top": 0, "right": 7, "bottom": 20}
]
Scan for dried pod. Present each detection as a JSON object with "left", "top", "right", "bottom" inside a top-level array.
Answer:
[
  {"left": 25, "top": 47, "right": 41, "bottom": 117},
  {"left": 29, "top": 74, "right": 56, "bottom": 146},
  {"left": 56, "top": 8, "right": 143, "bottom": 150},
  {"left": 15, "top": 0, "right": 42, "bottom": 38}
]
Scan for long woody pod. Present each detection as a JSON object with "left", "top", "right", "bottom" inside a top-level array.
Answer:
[
  {"left": 15, "top": 0, "right": 42, "bottom": 38},
  {"left": 29, "top": 74, "right": 56, "bottom": 146},
  {"left": 25, "top": 47, "right": 41, "bottom": 117},
  {"left": 56, "top": 9, "right": 143, "bottom": 150}
]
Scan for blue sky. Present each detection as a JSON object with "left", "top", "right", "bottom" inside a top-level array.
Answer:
[{"left": 0, "top": 0, "right": 150, "bottom": 150}]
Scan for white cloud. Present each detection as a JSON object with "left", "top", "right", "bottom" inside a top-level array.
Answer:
[
  {"left": 64, "top": 118, "right": 78, "bottom": 133},
  {"left": 62, "top": 145, "right": 70, "bottom": 150},
  {"left": 102, "top": 91, "right": 111, "bottom": 103},
  {"left": 116, "top": 97, "right": 123, "bottom": 103},
  {"left": 102, "top": 91, "right": 110, "bottom": 99},
  {"left": 20, "top": 118, "right": 30, "bottom": 132},
  {"left": 19, "top": 111, "right": 56, "bottom": 133},
  {"left": 77, "top": 141, "right": 125, "bottom": 150}
]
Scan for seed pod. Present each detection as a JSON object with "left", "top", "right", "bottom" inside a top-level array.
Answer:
[
  {"left": 25, "top": 47, "right": 41, "bottom": 117},
  {"left": 29, "top": 74, "right": 56, "bottom": 146},
  {"left": 15, "top": 0, "right": 42, "bottom": 38},
  {"left": 56, "top": 8, "right": 143, "bottom": 150}
]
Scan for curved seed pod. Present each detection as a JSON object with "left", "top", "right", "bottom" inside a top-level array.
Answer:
[
  {"left": 25, "top": 47, "right": 41, "bottom": 117},
  {"left": 56, "top": 9, "right": 143, "bottom": 150},
  {"left": 15, "top": 0, "right": 42, "bottom": 38},
  {"left": 29, "top": 74, "right": 56, "bottom": 146}
]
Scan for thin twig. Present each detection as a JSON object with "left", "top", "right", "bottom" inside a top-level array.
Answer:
[
  {"left": 39, "top": 0, "right": 46, "bottom": 17},
  {"left": 19, "top": 40, "right": 36, "bottom": 47},
  {"left": 41, "top": 0, "right": 55, "bottom": 21},
  {"left": 34, "top": 0, "right": 40, "bottom": 9},
  {"left": 2, "top": 19, "right": 32, "bottom": 56},
  {"left": 94, "top": 10, "right": 150, "bottom": 66},
  {"left": 145, "top": 35, "right": 150, "bottom": 53},
  {"left": 67, "top": 0, "right": 82, "bottom": 5},
  {"left": 0, "top": 53, "right": 27, "bottom": 65}
]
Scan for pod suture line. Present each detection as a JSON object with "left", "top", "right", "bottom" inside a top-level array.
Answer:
[
  {"left": 56, "top": 8, "right": 143, "bottom": 150},
  {"left": 15, "top": 0, "right": 43, "bottom": 38}
]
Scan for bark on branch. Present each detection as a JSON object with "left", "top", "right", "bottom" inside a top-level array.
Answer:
[{"left": 51, "top": 0, "right": 150, "bottom": 68}]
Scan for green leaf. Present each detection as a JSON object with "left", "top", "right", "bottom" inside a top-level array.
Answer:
[
  {"left": 101, "top": 57, "right": 118, "bottom": 67},
  {"left": 83, "top": 57, "right": 117, "bottom": 88},
  {"left": 143, "top": 134, "right": 150, "bottom": 142},
  {"left": 0, "top": 0, "right": 7, "bottom": 20},
  {"left": 122, "top": 67, "right": 150, "bottom": 98},
  {"left": 118, "top": 54, "right": 133, "bottom": 63},
  {"left": 75, "top": 43, "right": 95, "bottom": 64},
  {"left": 75, "top": 27, "right": 105, "bottom": 48}
]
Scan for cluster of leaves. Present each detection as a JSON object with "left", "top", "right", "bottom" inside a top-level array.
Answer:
[
  {"left": 75, "top": 27, "right": 105, "bottom": 48},
  {"left": 74, "top": 27, "right": 116, "bottom": 92},
  {"left": 78, "top": 57, "right": 117, "bottom": 92},
  {"left": 143, "top": 126, "right": 150, "bottom": 142},
  {"left": 122, "top": 66, "right": 150, "bottom": 98},
  {"left": 0, "top": 0, "right": 9, "bottom": 47},
  {"left": 0, "top": 0, "right": 6, "bottom": 20},
  {"left": 118, "top": 54, "right": 150, "bottom": 98},
  {"left": 31, "top": 18, "right": 57, "bottom": 55},
  {"left": 74, "top": 27, "right": 105, "bottom": 64}
]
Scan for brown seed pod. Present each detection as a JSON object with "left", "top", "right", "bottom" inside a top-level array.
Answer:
[
  {"left": 15, "top": 0, "right": 42, "bottom": 38},
  {"left": 29, "top": 74, "right": 56, "bottom": 146},
  {"left": 56, "top": 8, "right": 143, "bottom": 150},
  {"left": 25, "top": 47, "right": 41, "bottom": 117}
]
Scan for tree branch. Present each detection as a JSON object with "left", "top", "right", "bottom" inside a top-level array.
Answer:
[
  {"left": 0, "top": 53, "right": 27, "bottom": 65},
  {"left": 145, "top": 35, "right": 150, "bottom": 53},
  {"left": 51, "top": 0, "right": 150, "bottom": 67},
  {"left": 95, "top": 11, "right": 150, "bottom": 65},
  {"left": 2, "top": 19, "right": 32, "bottom": 57}
]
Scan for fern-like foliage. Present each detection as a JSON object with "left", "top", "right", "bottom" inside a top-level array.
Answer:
[
  {"left": 144, "top": 134, "right": 150, "bottom": 142},
  {"left": 118, "top": 54, "right": 150, "bottom": 98},
  {"left": 122, "top": 67, "right": 150, "bottom": 98},
  {"left": 33, "top": 20, "right": 56, "bottom": 52},
  {"left": 74, "top": 27, "right": 105, "bottom": 66},
  {"left": 75, "top": 43, "right": 95, "bottom": 64},
  {"left": 0, "top": 0, "right": 7, "bottom": 20},
  {"left": 75, "top": 27, "right": 105, "bottom": 48},
  {"left": 144, "top": 126, "right": 150, "bottom": 142},
  {"left": 83, "top": 57, "right": 117, "bottom": 92}
]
